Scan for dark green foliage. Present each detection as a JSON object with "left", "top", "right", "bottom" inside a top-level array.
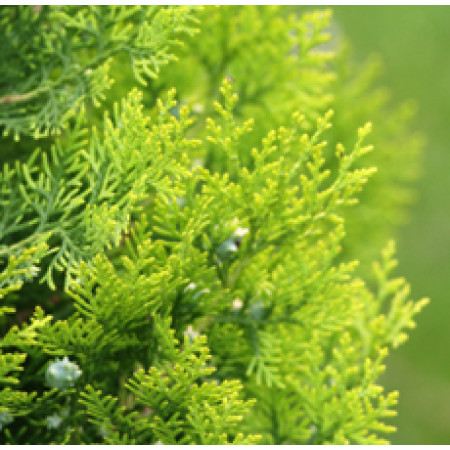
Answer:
[
  {"left": 0, "top": 5, "right": 198, "bottom": 139},
  {"left": 0, "top": 5, "right": 427, "bottom": 444}
]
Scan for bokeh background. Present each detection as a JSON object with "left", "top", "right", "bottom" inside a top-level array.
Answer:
[{"left": 331, "top": 6, "right": 450, "bottom": 444}]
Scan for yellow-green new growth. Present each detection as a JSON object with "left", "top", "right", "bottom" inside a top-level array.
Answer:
[{"left": 0, "top": 5, "right": 426, "bottom": 445}]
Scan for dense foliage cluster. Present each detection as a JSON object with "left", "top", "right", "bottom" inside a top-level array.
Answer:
[{"left": 0, "top": 5, "right": 427, "bottom": 444}]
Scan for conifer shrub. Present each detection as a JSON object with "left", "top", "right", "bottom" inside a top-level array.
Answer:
[{"left": 0, "top": 5, "right": 428, "bottom": 444}]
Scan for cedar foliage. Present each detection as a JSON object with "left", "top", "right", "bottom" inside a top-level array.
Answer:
[{"left": 0, "top": 5, "right": 428, "bottom": 444}]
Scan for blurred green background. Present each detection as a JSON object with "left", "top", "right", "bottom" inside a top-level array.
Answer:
[{"left": 332, "top": 6, "right": 450, "bottom": 444}]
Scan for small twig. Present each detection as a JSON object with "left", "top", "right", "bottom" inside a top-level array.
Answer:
[{"left": 0, "top": 86, "right": 48, "bottom": 105}]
